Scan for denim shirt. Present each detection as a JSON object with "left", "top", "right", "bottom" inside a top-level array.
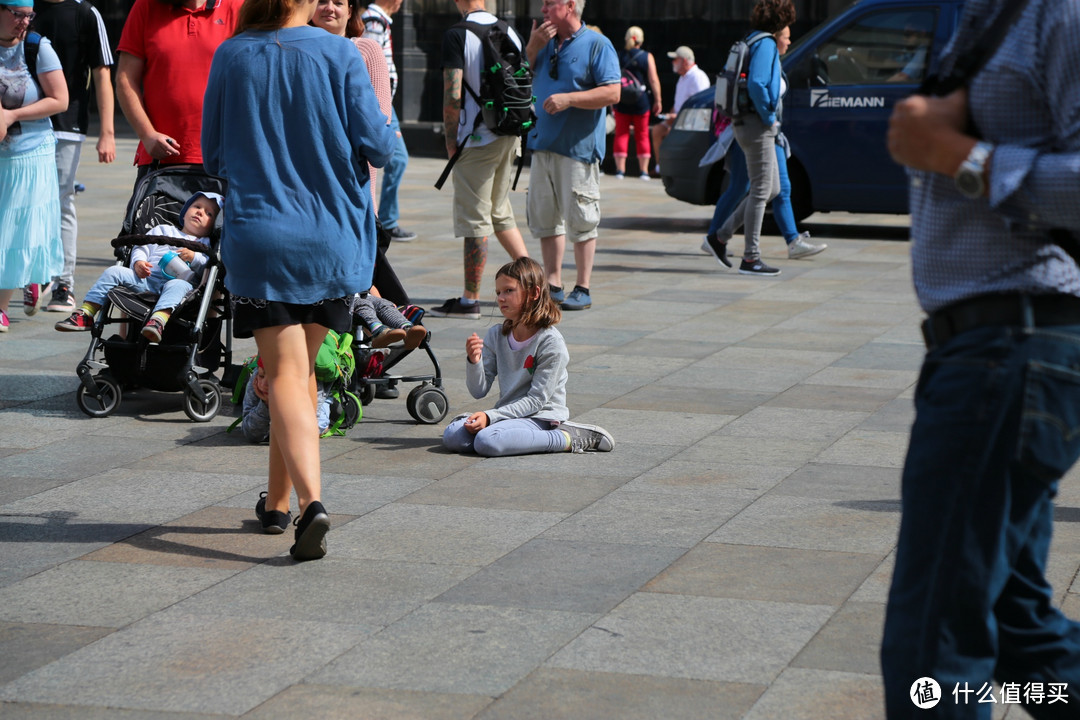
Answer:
[{"left": 910, "top": 0, "right": 1080, "bottom": 313}]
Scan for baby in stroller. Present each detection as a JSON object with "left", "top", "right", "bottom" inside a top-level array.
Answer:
[{"left": 55, "top": 191, "right": 223, "bottom": 342}]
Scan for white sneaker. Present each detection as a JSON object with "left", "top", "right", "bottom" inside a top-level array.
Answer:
[
  {"left": 639, "top": 173, "right": 651, "bottom": 181},
  {"left": 787, "top": 232, "right": 827, "bottom": 259}
]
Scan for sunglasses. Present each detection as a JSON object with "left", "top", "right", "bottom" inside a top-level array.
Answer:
[
  {"left": 3, "top": 6, "right": 35, "bottom": 21},
  {"left": 549, "top": 48, "right": 559, "bottom": 80}
]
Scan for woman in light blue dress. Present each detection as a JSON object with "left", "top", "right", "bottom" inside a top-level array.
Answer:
[{"left": 0, "top": 0, "right": 67, "bottom": 332}]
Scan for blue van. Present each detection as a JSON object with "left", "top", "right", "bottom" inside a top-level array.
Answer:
[{"left": 659, "top": 0, "right": 965, "bottom": 220}]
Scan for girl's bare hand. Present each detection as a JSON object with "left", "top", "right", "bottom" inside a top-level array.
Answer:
[{"left": 466, "top": 333, "right": 484, "bottom": 364}]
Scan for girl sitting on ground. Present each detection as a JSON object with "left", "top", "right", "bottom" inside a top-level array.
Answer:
[{"left": 442, "top": 257, "right": 614, "bottom": 457}]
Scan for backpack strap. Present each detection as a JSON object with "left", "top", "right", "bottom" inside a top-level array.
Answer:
[{"left": 24, "top": 31, "right": 40, "bottom": 84}]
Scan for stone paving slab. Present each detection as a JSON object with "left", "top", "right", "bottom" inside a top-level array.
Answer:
[{"left": 1, "top": 143, "right": 1077, "bottom": 719}]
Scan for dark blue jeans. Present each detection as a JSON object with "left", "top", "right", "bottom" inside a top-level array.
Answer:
[
  {"left": 378, "top": 108, "right": 408, "bottom": 230},
  {"left": 882, "top": 321, "right": 1080, "bottom": 719}
]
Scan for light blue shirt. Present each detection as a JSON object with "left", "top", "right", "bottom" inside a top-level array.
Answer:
[
  {"left": 910, "top": 0, "right": 1080, "bottom": 313},
  {"left": 0, "top": 36, "right": 62, "bottom": 157},
  {"left": 528, "top": 25, "right": 620, "bottom": 164}
]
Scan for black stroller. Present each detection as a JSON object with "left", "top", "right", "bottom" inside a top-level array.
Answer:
[
  {"left": 349, "top": 239, "right": 450, "bottom": 425},
  {"left": 73, "top": 166, "right": 232, "bottom": 422}
]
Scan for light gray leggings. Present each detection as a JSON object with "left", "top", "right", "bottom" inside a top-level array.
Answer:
[
  {"left": 732, "top": 116, "right": 781, "bottom": 262},
  {"left": 442, "top": 416, "right": 568, "bottom": 457}
]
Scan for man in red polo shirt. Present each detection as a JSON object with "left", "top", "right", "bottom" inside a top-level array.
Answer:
[{"left": 116, "top": 0, "right": 240, "bottom": 181}]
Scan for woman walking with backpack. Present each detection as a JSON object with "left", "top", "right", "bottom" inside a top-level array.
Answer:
[
  {"left": 0, "top": 0, "right": 67, "bottom": 333},
  {"left": 612, "top": 25, "right": 660, "bottom": 180},
  {"left": 725, "top": 0, "right": 796, "bottom": 277}
]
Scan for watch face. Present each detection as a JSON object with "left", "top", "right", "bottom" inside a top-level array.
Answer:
[{"left": 956, "top": 169, "right": 983, "bottom": 198}]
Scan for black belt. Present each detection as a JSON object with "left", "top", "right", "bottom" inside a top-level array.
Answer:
[{"left": 921, "top": 293, "right": 1080, "bottom": 349}]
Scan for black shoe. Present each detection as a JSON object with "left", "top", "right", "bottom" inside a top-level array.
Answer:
[
  {"left": 290, "top": 501, "right": 330, "bottom": 561},
  {"left": 704, "top": 233, "right": 732, "bottom": 268},
  {"left": 255, "top": 491, "right": 291, "bottom": 534},
  {"left": 387, "top": 226, "right": 417, "bottom": 242},
  {"left": 738, "top": 258, "right": 781, "bottom": 276},
  {"left": 427, "top": 297, "right": 481, "bottom": 319},
  {"left": 45, "top": 284, "right": 77, "bottom": 312}
]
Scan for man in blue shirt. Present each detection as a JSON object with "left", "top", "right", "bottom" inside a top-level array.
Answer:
[
  {"left": 882, "top": 1, "right": 1080, "bottom": 716},
  {"left": 524, "top": 0, "right": 618, "bottom": 311}
]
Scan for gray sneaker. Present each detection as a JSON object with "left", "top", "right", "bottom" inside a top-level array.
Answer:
[
  {"left": 738, "top": 258, "right": 781, "bottom": 276},
  {"left": 561, "top": 421, "right": 614, "bottom": 453},
  {"left": 787, "top": 232, "right": 827, "bottom": 259}
]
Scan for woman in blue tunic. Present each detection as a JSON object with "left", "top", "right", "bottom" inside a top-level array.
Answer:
[
  {"left": 0, "top": 0, "right": 68, "bottom": 332},
  {"left": 202, "top": 0, "right": 395, "bottom": 560}
]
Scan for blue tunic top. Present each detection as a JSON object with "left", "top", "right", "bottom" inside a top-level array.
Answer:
[{"left": 201, "top": 26, "right": 396, "bottom": 304}]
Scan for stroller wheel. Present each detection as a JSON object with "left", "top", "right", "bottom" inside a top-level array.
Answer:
[
  {"left": 75, "top": 374, "right": 122, "bottom": 418},
  {"left": 184, "top": 379, "right": 222, "bottom": 423},
  {"left": 358, "top": 382, "right": 376, "bottom": 406},
  {"left": 406, "top": 384, "right": 449, "bottom": 425},
  {"left": 342, "top": 391, "right": 362, "bottom": 429}
]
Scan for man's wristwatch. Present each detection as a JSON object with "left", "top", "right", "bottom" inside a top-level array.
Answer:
[{"left": 954, "top": 141, "right": 993, "bottom": 199}]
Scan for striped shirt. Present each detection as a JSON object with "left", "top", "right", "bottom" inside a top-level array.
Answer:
[
  {"left": 910, "top": 0, "right": 1080, "bottom": 313},
  {"left": 361, "top": 3, "right": 397, "bottom": 99}
]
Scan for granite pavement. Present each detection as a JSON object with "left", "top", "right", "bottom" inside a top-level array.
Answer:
[{"left": 2, "top": 140, "right": 1076, "bottom": 719}]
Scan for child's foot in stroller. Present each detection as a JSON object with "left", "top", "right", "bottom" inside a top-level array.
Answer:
[
  {"left": 404, "top": 324, "right": 428, "bottom": 350},
  {"left": 370, "top": 325, "right": 406, "bottom": 348},
  {"left": 55, "top": 311, "right": 93, "bottom": 332},
  {"left": 255, "top": 491, "right": 291, "bottom": 534},
  {"left": 142, "top": 317, "right": 165, "bottom": 343},
  {"left": 290, "top": 501, "right": 330, "bottom": 561},
  {"left": 561, "top": 421, "right": 615, "bottom": 453}
]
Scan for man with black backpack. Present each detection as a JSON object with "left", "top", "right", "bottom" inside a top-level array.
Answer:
[
  {"left": 430, "top": 0, "right": 530, "bottom": 320},
  {"left": 882, "top": 1, "right": 1080, "bottom": 716}
]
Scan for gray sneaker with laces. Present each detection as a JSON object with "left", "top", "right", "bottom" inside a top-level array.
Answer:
[
  {"left": 787, "top": 232, "right": 827, "bottom": 259},
  {"left": 561, "top": 421, "right": 615, "bottom": 453}
]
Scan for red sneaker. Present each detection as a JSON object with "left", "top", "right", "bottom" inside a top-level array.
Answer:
[{"left": 54, "top": 311, "right": 93, "bottom": 332}]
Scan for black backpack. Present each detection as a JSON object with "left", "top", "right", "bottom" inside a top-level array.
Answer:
[{"left": 435, "top": 18, "right": 536, "bottom": 191}]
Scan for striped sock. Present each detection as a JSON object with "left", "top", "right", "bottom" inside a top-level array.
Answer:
[{"left": 151, "top": 310, "right": 170, "bottom": 326}]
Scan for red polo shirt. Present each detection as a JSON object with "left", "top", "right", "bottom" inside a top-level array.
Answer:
[{"left": 117, "top": 0, "right": 240, "bottom": 166}]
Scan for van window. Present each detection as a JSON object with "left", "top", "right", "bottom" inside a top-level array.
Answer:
[{"left": 814, "top": 8, "right": 937, "bottom": 85}]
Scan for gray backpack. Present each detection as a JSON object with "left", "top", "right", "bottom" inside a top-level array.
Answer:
[{"left": 714, "top": 32, "right": 773, "bottom": 120}]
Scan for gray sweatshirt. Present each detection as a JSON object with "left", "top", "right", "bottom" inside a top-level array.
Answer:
[{"left": 467, "top": 324, "right": 569, "bottom": 424}]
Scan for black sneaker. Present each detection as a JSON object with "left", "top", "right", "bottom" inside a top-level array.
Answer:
[
  {"left": 290, "top": 501, "right": 330, "bottom": 561},
  {"left": 255, "top": 491, "right": 291, "bottom": 534},
  {"left": 387, "top": 226, "right": 417, "bottom": 242},
  {"left": 561, "top": 421, "right": 615, "bottom": 453},
  {"left": 704, "top": 234, "right": 732, "bottom": 268},
  {"left": 427, "top": 298, "right": 481, "bottom": 319},
  {"left": 738, "top": 258, "right": 781, "bottom": 276},
  {"left": 45, "top": 284, "right": 77, "bottom": 312}
]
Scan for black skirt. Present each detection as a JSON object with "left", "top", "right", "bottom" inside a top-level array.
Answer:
[{"left": 231, "top": 295, "right": 353, "bottom": 339}]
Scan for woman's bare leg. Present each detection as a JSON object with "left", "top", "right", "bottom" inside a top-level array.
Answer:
[{"left": 255, "top": 323, "right": 328, "bottom": 517}]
